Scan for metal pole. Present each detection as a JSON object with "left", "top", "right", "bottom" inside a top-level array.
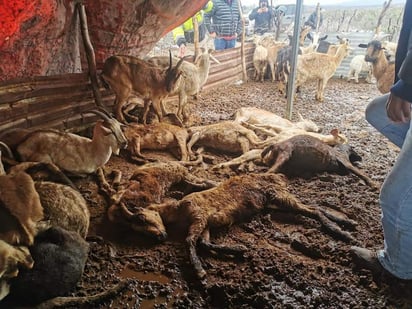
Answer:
[{"left": 285, "top": 0, "right": 304, "bottom": 120}]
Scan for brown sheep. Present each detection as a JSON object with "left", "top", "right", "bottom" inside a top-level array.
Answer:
[
  {"left": 103, "top": 173, "right": 356, "bottom": 279},
  {"left": 359, "top": 40, "right": 395, "bottom": 94}
]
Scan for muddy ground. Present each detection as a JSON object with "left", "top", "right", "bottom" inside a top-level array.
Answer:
[{"left": 8, "top": 78, "right": 412, "bottom": 308}]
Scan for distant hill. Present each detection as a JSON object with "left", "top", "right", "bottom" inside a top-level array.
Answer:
[{"left": 323, "top": 0, "right": 405, "bottom": 8}]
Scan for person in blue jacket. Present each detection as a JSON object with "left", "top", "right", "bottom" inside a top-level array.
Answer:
[
  {"left": 351, "top": 0, "right": 412, "bottom": 281},
  {"left": 204, "top": 0, "right": 242, "bottom": 51},
  {"left": 248, "top": 0, "right": 275, "bottom": 35}
]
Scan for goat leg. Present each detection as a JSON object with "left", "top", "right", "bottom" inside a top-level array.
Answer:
[
  {"left": 129, "top": 136, "right": 155, "bottom": 163},
  {"left": 142, "top": 99, "right": 152, "bottom": 125},
  {"left": 186, "top": 219, "right": 208, "bottom": 279},
  {"left": 198, "top": 229, "right": 247, "bottom": 257},
  {"left": 267, "top": 189, "right": 354, "bottom": 242},
  {"left": 341, "top": 161, "right": 379, "bottom": 190},
  {"left": 96, "top": 167, "right": 118, "bottom": 203},
  {"left": 187, "top": 132, "right": 201, "bottom": 158}
]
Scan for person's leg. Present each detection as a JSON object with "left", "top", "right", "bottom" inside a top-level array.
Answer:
[
  {"left": 225, "top": 39, "right": 236, "bottom": 49},
  {"left": 214, "top": 38, "right": 226, "bottom": 51},
  {"left": 377, "top": 121, "right": 412, "bottom": 280},
  {"left": 365, "top": 93, "right": 410, "bottom": 148}
]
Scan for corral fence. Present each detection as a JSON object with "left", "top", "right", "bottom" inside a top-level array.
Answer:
[
  {"left": 0, "top": 30, "right": 381, "bottom": 134},
  {"left": 0, "top": 43, "right": 255, "bottom": 133}
]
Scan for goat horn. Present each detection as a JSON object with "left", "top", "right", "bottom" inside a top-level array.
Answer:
[
  {"left": 169, "top": 50, "right": 173, "bottom": 70},
  {"left": 0, "top": 141, "right": 14, "bottom": 159},
  {"left": 87, "top": 109, "right": 112, "bottom": 122},
  {"left": 209, "top": 53, "right": 220, "bottom": 64},
  {"left": 175, "top": 56, "right": 185, "bottom": 70}
]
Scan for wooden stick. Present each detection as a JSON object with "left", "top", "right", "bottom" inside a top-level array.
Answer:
[
  {"left": 237, "top": 0, "right": 247, "bottom": 82},
  {"left": 77, "top": 3, "right": 107, "bottom": 112},
  {"left": 35, "top": 280, "right": 130, "bottom": 309}
]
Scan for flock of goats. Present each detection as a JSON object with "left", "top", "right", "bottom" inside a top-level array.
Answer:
[{"left": 0, "top": 24, "right": 397, "bottom": 306}]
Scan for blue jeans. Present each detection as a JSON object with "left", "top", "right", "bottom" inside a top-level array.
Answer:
[
  {"left": 214, "top": 37, "right": 236, "bottom": 50},
  {"left": 366, "top": 94, "right": 412, "bottom": 279}
]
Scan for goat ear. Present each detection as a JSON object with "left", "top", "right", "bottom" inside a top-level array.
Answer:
[
  {"left": 358, "top": 43, "right": 367, "bottom": 48},
  {"left": 330, "top": 128, "right": 339, "bottom": 136},
  {"left": 320, "top": 34, "right": 328, "bottom": 41},
  {"left": 307, "top": 32, "right": 313, "bottom": 41}
]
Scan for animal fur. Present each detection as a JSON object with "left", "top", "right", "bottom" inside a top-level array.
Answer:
[
  {"left": 108, "top": 173, "right": 356, "bottom": 279},
  {"left": 122, "top": 122, "right": 189, "bottom": 162},
  {"left": 6, "top": 227, "right": 89, "bottom": 306},
  {"left": 261, "top": 134, "right": 378, "bottom": 189}
]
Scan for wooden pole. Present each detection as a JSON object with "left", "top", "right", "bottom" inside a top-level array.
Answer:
[
  {"left": 193, "top": 15, "right": 200, "bottom": 60},
  {"left": 285, "top": 0, "right": 304, "bottom": 120},
  {"left": 237, "top": 0, "right": 247, "bottom": 82},
  {"left": 77, "top": 2, "right": 107, "bottom": 111}
]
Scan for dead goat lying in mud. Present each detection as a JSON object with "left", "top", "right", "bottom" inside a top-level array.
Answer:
[
  {"left": 187, "top": 121, "right": 274, "bottom": 157},
  {"left": 97, "top": 161, "right": 219, "bottom": 230},
  {"left": 0, "top": 159, "right": 90, "bottom": 302},
  {"left": 261, "top": 134, "right": 378, "bottom": 189},
  {"left": 233, "top": 107, "right": 322, "bottom": 133},
  {"left": 102, "top": 172, "right": 356, "bottom": 279},
  {"left": 122, "top": 122, "right": 189, "bottom": 162},
  {"left": 241, "top": 122, "right": 348, "bottom": 146},
  {"left": 212, "top": 129, "right": 348, "bottom": 171}
]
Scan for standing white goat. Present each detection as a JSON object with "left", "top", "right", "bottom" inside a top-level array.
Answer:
[
  {"left": 148, "top": 49, "right": 212, "bottom": 122},
  {"left": 347, "top": 55, "right": 373, "bottom": 84}
]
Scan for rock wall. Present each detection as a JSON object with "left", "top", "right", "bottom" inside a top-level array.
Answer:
[{"left": 0, "top": 0, "right": 207, "bottom": 82}]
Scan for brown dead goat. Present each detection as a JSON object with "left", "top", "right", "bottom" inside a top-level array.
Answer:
[
  {"left": 261, "top": 135, "right": 378, "bottom": 189},
  {"left": 122, "top": 122, "right": 189, "bottom": 162},
  {"left": 103, "top": 173, "right": 356, "bottom": 280},
  {"left": 97, "top": 161, "right": 218, "bottom": 228},
  {"left": 187, "top": 121, "right": 272, "bottom": 157}
]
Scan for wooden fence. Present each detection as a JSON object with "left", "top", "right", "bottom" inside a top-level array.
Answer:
[{"left": 0, "top": 42, "right": 255, "bottom": 133}]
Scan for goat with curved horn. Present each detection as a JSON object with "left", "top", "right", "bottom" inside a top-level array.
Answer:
[
  {"left": 14, "top": 113, "right": 127, "bottom": 176},
  {"left": 101, "top": 51, "right": 185, "bottom": 124}
]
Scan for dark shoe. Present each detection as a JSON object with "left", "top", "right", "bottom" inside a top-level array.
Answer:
[{"left": 350, "top": 246, "right": 384, "bottom": 275}]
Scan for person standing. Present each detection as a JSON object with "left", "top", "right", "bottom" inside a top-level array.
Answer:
[
  {"left": 304, "top": 7, "right": 323, "bottom": 30},
  {"left": 172, "top": 1, "right": 213, "bottom": 57},
  {"left": 248, "top": 0, "right": 275, "bottom": 35},
  {"left": 203, "top": 0, "right": 242, "bottom": 51},
  {"left": 351, "top": 0, "right": 412, "bottom": 281}
]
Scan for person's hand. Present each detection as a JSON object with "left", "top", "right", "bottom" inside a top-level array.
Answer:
[
  {"left": 210, "top": 32, "right": 217, "bottom": 38},
  {"left": 178, "top": 44, "right": 186, "bottom": 58},
  {"left": 386, "top": 93, "right": 411, "bottom": 123},
  {"left": 258, "top": 7, "right": 268, "bottom": 13}
]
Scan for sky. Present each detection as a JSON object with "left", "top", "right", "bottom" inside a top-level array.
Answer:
[
  {"left": 241, "top": 0, "right": 403, "bottom": 5},
  {"left": 241, "top": 0, "right": 346, "bottom": 5}
]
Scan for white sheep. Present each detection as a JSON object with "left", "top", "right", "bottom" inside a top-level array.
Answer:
[
  {"left": 253, "top": 43, "right": 268, "bottom": 82},
  {"left": 147, "top": 49, "right": 212, "bottom": 122},
  {"left": 347, "top": 55, "right": 373, "bottom": 84}
]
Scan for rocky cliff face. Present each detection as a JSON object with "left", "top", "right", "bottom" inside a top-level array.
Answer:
[{"left": 0, "top": 0, "right": 207, "bottom": 82}]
